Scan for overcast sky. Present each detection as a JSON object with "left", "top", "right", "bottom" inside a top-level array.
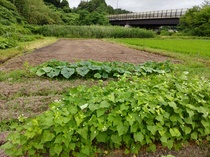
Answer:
[{"left": 68, "top": 0, "right": 204, "bottom": 12}]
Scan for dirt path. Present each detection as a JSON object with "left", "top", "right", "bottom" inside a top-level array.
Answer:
[{"left": 0, "top": 39, "right": 172, "bottom": 71}]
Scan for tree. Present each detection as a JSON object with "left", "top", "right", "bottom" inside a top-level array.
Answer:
[
  {"left": 43, "top": 0, "right": 70, "bottom": 9},
  {"left": 179, "top": 6, "right": 200, "bottom": 34},
  {"left": 178, "top": 1, "right": 210, "bottom": 36},
  {"left": 194, "top": 6, "right": 210, "bottom": 36},
  {"left": 12, "top": 0, "right": 63, "bottom": 25},
  {"left": 201, "top": 0, "right": 210, "bottom": 7},
  {"left": 78, "top": 10, "right": 109, "bottom": 25}
]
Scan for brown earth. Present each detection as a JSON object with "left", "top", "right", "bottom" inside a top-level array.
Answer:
[
  {"left": 0, "top": 39, "right": 173, "bottom": 71},
  {"left": 0, "top": 39, "right": 209, "bottom": 157}
]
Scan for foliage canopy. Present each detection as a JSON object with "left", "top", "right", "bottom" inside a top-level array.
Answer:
[{"left": 179, "top": 4, "right": 210, "bottom": 36}]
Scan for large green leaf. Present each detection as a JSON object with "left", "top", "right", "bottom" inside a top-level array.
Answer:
[
  {"left": 117, "top": 122, "right": 129, "bottom": 136},
  {"left": 54, "top": 144, "right": 62, "bottom": 156},
  {"left": 94, "top": 73, "right": 101, "bottom": 79},
  {"left": 41, "top": 130, "right": 55, "bottom": 143},
  {"left": 169, "top": 128, "right": 181, "bottom": 137},
  {"left": 81, "top": 145, "right": 90, "bottom": 156},
  {"left": 42, "top": 67, "right": 53, "bottom": 73},
  {"left": 61, "top": 67, "right": 75, "bottom": 79},
  {"left": 36, "top": 68, "right": 45, "bottom": 76},
  {"left": 47, "top": 68, "right": 60, "bottom": 78},
  {"left": 102, "top": 65, "right": 112, "bottom": 73},
  {"left": 111, "top": 134, "right": 121, "bottom": 145},
  {"left": 76, "top": 66, "right": 90, "bottom": 77},
  {"left": 134, "top": 132, "right": 144, "bottom": 143},
  {"left": 89, "top": 64, "right": 101, "bottom": 71}
]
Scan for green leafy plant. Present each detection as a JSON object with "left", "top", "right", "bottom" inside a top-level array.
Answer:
[
  {"left": 30, "top": 60, "right": 173, "bottom": 79},
  {"left": 0, "top": 37, "right": 17, "bottom": 49},
  {"left": 1, "top": 72, "right": 210, "bottom": 156}
]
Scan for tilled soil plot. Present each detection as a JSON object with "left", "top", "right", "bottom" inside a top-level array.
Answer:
[
  {"left": 0, "top": 39, "right": 173, "bottom": 71},
  {"left": 0, "top": 39, "right": 209, "bottom": 157}
]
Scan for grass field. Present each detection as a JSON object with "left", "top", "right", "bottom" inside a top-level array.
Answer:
[
  {"left": 108, "top": 38, "right": 210, "bottom": 78},
  {"left": 110, "top": 38, "right": 210, "bottom": 59}
]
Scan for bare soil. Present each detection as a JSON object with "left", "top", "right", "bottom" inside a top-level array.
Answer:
[
  {"left": 0, "top": 39, "right": 173, "bottom": 71},
  {"left": 0, "top": 39, "right": 209, "bottom": 157}
]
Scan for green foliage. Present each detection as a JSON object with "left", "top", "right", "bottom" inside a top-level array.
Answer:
[
  {"left": 179, "top": 5, "right": 210, "bottom": 36},
  {"left": 0, "top": 0, "right": 24, "bottom": 25},
  {"left": 1, "top": 72, "right": 210, "bottom": 156},
  {"left": 112, "top": 38, "right": 210, "bottom": 59},
  {"left": 12, "top": 0, "right": 63, "bottom": 25},
  {"left": 0, "top": 37, "right": 17, "bottom": 49},
  {"left": 44, "top": 0, "right": 70, "bottom": 9},
  {"left": 30, "top": 60, "right": 173, "bottom": 79},
  {"left": 76, "top": 0, "right": 131, "bottom": 14},
  {"left": 35, "top": 25, "right": 155, "bottom": 38},
  {"left": 78, "top": 10, "right": 109, "bottom": 25}
]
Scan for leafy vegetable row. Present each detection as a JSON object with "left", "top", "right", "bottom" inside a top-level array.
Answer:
[
  {"left": 2, "top": 73, "right": 210, "bottom": 156},
  {"left": 30, "top": 60, "right": 173, "bottom": 79}
]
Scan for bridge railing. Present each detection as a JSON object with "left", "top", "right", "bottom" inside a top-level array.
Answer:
[{"left": 108, "top": 8, "right": 188, "bottom": 21}]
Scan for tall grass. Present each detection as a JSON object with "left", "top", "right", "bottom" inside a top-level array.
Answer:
[{"left": 33, "top": 25, "right": 155, "bottom": 38}]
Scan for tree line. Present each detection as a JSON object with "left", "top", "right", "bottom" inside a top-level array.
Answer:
[
  {"left": 1, "top": 0, "right": 130, "bottom": 26},
  {"left": 1, "top": 0, "right": 210, "bottom": 36},
  {"left": 179, "top": 0, "right": 210, "bottom": 36}
]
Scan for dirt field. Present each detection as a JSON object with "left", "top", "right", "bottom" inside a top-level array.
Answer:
[
  {"left": 0, "top": 39, "right": 172, "bottom": 71},
  {"left": 0, "top": 39, "right": 209, "bottom": 157}
]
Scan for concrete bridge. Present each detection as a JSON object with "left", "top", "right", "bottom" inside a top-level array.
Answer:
[{"left": 108, "top": 8, "right": 188, "bottom": 28}]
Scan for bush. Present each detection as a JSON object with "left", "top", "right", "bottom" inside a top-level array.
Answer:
[{"left": 1, "top": 72, "right": 210, "bottom": 156}]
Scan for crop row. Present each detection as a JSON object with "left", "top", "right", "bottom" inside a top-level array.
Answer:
[{"left": 30, "top": 60, "right": 173, "bottom": 79}]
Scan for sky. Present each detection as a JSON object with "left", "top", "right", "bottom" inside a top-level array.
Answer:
[{"left": 67, "top": 0, "right": 204, "bottom": 12}]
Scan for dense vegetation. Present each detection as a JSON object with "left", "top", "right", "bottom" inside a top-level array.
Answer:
[
  {"left": 33, "top": 25, "right": 155, "bottom": 38},
  {"left": 1, "top": 70, "right": 210, "bottom": 156},
  {"left": 179, "top": 1, "right": 210, "bottom": 36},
  {"left": 111, "top": 38, "right": 210, "bottom": 59},
  {"left": 0, "top": 0, "right": 153, "bottom": 50},
  {"left": 1, "top": 0, "right": 210, "bottom": 156},
  {"left": 30, "top": 60, "right": 172, "bottom": 79}
]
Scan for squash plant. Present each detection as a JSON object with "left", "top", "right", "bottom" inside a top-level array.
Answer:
[{"left": 30, "top": 60, "right": 173, "bottom": 79}]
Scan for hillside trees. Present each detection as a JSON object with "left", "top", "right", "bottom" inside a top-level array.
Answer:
[
  {"left": 76, "top": 0, "right": 131, "bottom": 25},
  {"left": 0, "top": 0, "right": 24, "bottom": 25},
  {"left": 11, "top": 0, "right": 63, "bottom": 24},
  {"left": 179, "top": 1, "right": 210, "bottom": 36}
]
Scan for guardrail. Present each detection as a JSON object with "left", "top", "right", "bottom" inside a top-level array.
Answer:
[{"left": 108, "top": 8, "right": 188, "bottom": 21}]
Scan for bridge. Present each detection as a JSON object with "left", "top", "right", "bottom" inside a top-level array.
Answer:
[{"left": 108, "top": 8, "right": 188, "bottom": 28}]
